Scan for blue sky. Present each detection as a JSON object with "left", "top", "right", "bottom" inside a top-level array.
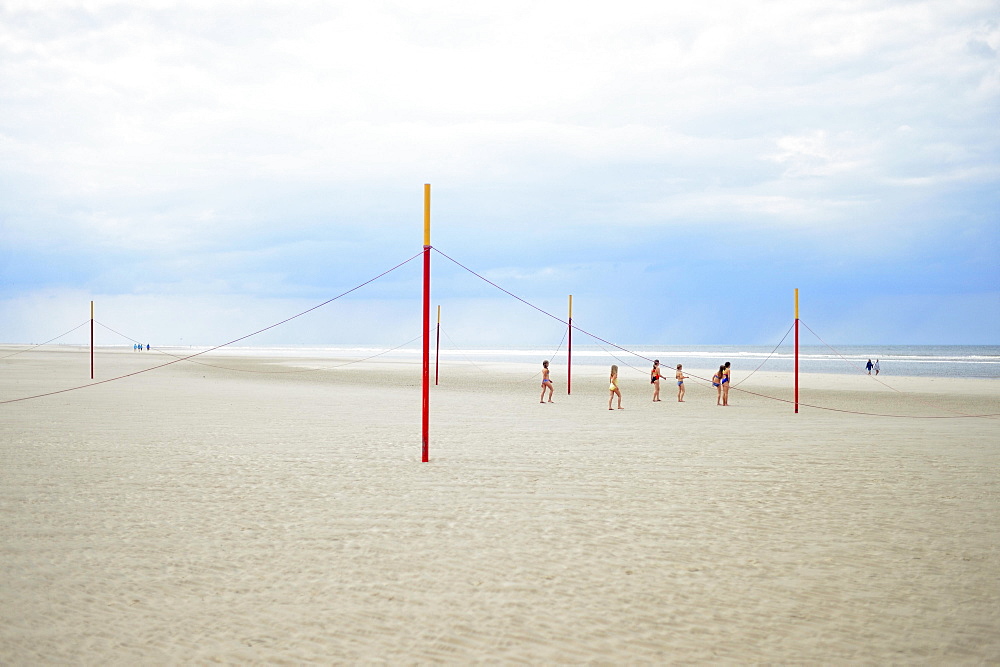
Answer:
[{"left": 1, "top": 0, "right": 997, "bottom": 348}]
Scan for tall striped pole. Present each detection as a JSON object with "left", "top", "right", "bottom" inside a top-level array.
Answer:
[
  {"left": 90, "top": 300, "right": 94, "bottom": 380},
  {"left": 422, "top": 184, "right": 431, "bottom": 462},
  {"left": 794, "top": 288, "right": 799, "bottom": 414},
  {"left": 567, "top": 294, "right": 573, "bottom": 395},
  {"left": 435, "top": 305, "right": 441, "bottom": 386}
]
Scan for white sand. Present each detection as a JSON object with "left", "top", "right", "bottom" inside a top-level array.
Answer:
[{"left": 2, "top": 346, "right": 999, "bottom": 663}]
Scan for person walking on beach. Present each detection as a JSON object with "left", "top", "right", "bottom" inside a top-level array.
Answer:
[
  {"left": 874, "top": 359, "right": 880, "bottom": 376},
  {"left": 712, "top": 365, "right": 724, "bottom": 406},
  {"left": 676, "top": 364, "right": 688, "bottom": 402},
  {"left": 609, "top": 364, "right": 623, "bottom": 410},
  {"left": 540, "top": 360, "right": 554, "bottom": 403},
  {"left": 866, "top": 358, "right": 874, "bottom": 374},
  {"left": 650, "top": 359, "right": 663, "bottom": 402},
  {"left": 721, "top": 361, "right": 731, "bottom": 406}
]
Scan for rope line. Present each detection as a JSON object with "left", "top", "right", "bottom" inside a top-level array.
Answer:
[
  {"left": 0, "top": 320, "right": 91, "bottom": 360},
  {"left": 0, "top": 252, "right": 423, "bottom": 405},
  {"left": 524, "top": 327, "right": 569, "bottom": 382},
  {"left": 96, "top": 320, "right": 422, "bottom": 375},
  {"left": 732, "top": 322, "right": 794, "bottom": 387}
]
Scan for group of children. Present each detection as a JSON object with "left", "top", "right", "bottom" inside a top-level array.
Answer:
[{"left": 539, "top": 359, "right": 732, "bottom": 409}]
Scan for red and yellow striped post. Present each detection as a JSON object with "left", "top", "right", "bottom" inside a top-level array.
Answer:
[
  {"left": 794, "top": 288, "right": 799, "bottom": 414},
  {"left": 421, "top": 185, "right": 431, "bottom": 462}
]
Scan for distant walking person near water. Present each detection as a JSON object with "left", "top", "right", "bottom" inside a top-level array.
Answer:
[
  {"left": 540, "top": 360, "right": 554, "bottom": 403},
  {"left": 866, "top": 359, "right": 874, "bottom": 374},
  {"left": 874, "top": 359, "right": 880, "bottom": 375},
  {"left": 650, "top": 360, "right": 663, "bottom": 402},
  {"left": 609, "top": 365, "right": 623, "bottom": 410},
  {"left": 676, "top": 364, "right": 688, "bottom": 402}
]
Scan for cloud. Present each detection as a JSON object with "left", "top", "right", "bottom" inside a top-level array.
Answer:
[{"left": 1, "top": 0, "right": 997, "bottom": 345}]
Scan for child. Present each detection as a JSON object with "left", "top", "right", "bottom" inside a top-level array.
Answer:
[
  {"left": 712, "top": 365, "right": 725, "bottom": 406},
  {"left": 540, "top": 360, "right": 554, "bottom": 403},
  {"left": 608, "top": 364, "right": 623, "bottom": 410},
  {"left": 676, "top": 364, "right": 688, "bottom": 402},
  {"left": 721, "top": 361, "right": 731, "bottom": 406},
  {"left": 650, "top": 360, "right": 663, "bottom": 402}
]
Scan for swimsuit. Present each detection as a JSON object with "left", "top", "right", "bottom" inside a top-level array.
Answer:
[
  {"left": 678, "top": 381, "right": 684, "bottom": 386},
  {"left": 542, "top": 378, "right": 552, "bottom": 383}
]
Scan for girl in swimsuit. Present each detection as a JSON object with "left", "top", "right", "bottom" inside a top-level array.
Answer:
[
  {"left": 650, "top": 359, "right": 663, "bottom": 402},
  {"left": 540, "top": 360, "right": 554, "bottom": 403},
  {"left": 608, "top": 364, "right": 623, "bottom": 410},
  {"left": 721, "top": 361, "right": 731, "bottom": 406},
  {"left": 675, "top": 364, "right": 688, "bottom": 402},
  {"left": 712, "top": 365, "right": 724, "bottom": 406}
]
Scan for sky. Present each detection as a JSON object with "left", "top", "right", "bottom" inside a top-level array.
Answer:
[{"left": 1, "top": 0, "right": 998, "bottom": 350}]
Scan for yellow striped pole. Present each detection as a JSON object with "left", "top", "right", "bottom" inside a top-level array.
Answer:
[
  {"left": 421, "top": 185, "right": 431, "bottom": 462},
  {"left": 794, "top": 289, "right": 799, "bottom": 414}
]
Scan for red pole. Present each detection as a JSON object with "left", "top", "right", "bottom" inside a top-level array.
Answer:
[
  {"left": 90, "top": 300, "right": 94, "bottom": 380},
  {"left": 794, "top": 289, "right": 799, "bottom": 414},
  {"left": 421, "top": 185, "right": 431, "bottom": 462},
  {"left": 567, "top": 295, "right": 573, "bottom": 395},
  {"left": 435, "top": 306, "right": 441, "bottom": 386}
]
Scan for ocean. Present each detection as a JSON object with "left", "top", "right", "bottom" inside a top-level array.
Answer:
[{"left": 200, "top": 344, "right": 1000, "bottom": 380}]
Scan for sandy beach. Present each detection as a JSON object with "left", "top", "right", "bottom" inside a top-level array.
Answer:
[{"left": 2, "top": 346, "right": 998, "bottom": 663}]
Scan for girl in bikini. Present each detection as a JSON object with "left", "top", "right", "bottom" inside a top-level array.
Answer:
[
  {"left": 675, "top": 364, "right": 688, "bottom": 402},
  {"left": 540, "top": 360, "right": 554, "bottom": 403},
  {"left": 608, "top": 364, "right": 623, "bottom": 410},
  {"left": 712, "top": 365, "right": 725, "bottom": 406},
  {"left": 650, "top": 360, "right": 663, "bottom": 402},
  {"left": 721, "top": 361, "right": 731, "bottom": 406}
]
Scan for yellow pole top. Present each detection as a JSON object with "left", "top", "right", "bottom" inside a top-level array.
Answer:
[
  {"left": 568, "top": 294, "right": 573, "bottom": 318},
  {"left": 794, "top": 288, "right": 799, "bottom": 320},
  {"left": 423, "top": 184, "right": 431, "bottom": 247},
  {"left": 437, "top": 304, "right": 441, "bottom": 323},
  {"left": 91, "top": 300, "right": 94, "bottom": 319}
]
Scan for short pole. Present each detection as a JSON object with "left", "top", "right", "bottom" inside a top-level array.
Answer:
[
  {"left": 435, "top": 305, "right": 441, "bottom": 386},
  {"left": 794, "top": 288, "right": 799, "bottom": 414},
  {"left": 567, "top": 294, "right": 573, "bottom": 395}
]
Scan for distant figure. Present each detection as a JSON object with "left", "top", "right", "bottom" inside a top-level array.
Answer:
[
  {"left": 608, "top": 364, "right": 623, "bottom": 410},
  {"left": 874, "top": 359, "right": 880, "bottom": 375},
  {"left": 540, "top": 360, "right": 554, "bottom": 404},
  {"left": 676, "top": 364, "right": 688, "bottom": 402},
  {"left": 722, "top": 361, "right": 731, "bottom": 406},
  {"left": 146, "top": 344, "right": 150, "bottom": 351},
  {"left": 866, "top": 358, "right": 873, "bottom": 375},
  {"left": 650, "top": 360, "right": 663, "bottom": 402},
  {"left": 712, "top": 365, "right": 725, "bottom": 405}
]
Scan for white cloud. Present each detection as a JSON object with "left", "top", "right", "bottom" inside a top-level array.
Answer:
[{"left": 1, "top": 0, "right": 997, "bottom": 345}]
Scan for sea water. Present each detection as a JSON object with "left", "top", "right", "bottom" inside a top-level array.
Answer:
[{"left": 202, "top": 344, "right": 1000, "bottom": 379}]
